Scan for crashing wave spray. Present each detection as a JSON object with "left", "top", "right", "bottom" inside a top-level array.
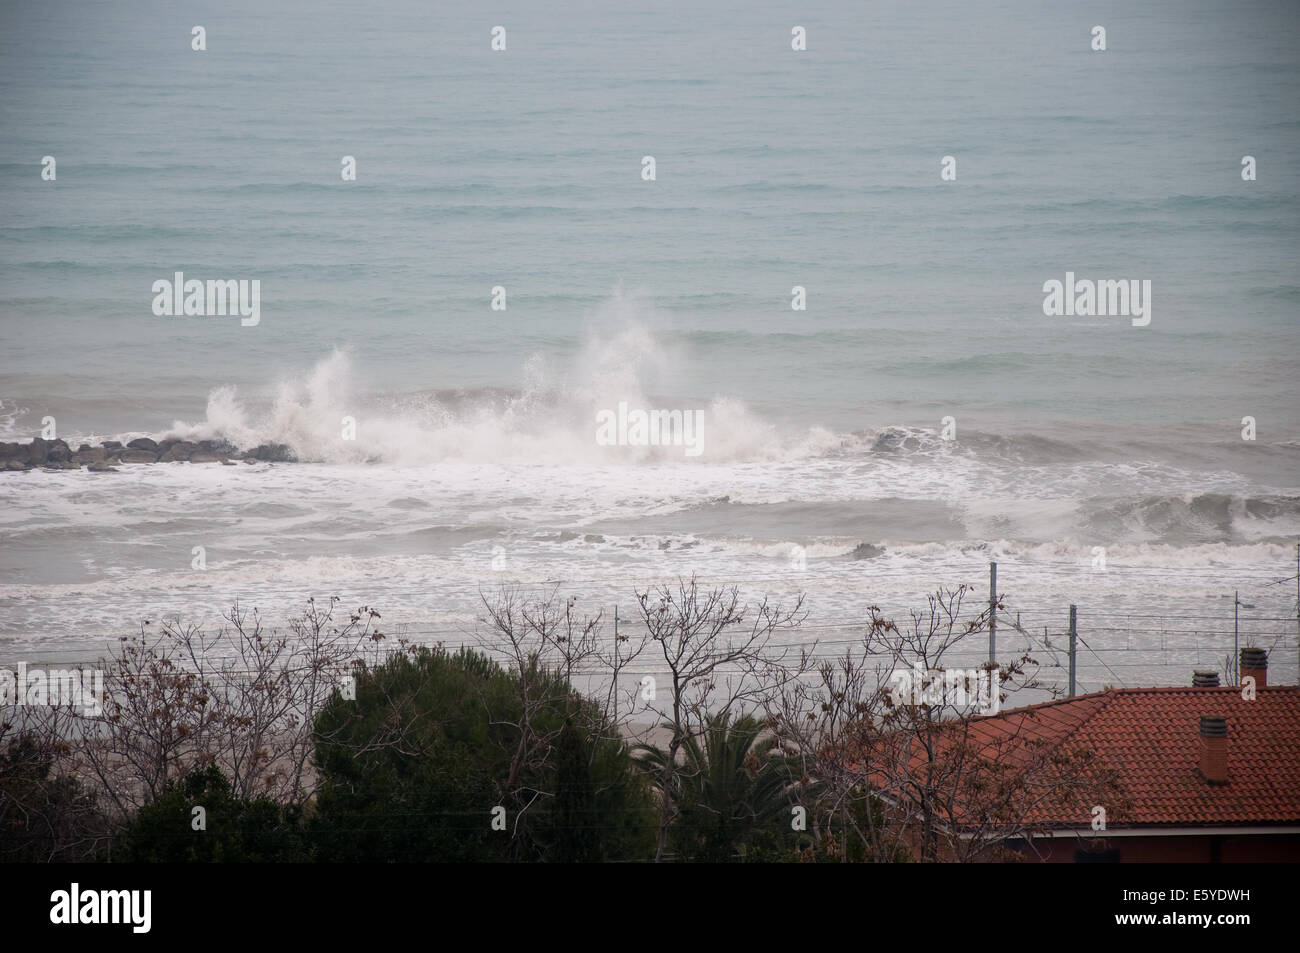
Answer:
[{"left": 162, "top": 298, "right": 837, "bottom": 465}]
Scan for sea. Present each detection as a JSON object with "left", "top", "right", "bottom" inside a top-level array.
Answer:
[{"left": 1, "top": 0, "right": 1298, "bottom": 699}]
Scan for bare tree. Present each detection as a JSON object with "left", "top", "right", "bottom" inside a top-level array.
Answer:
[
  {"left": 474, "top": 585, "right": 647, "bottom": 850},
  {"left": 0, "top": 702, "right": 110, "bottom": 862},
  {"left": 634, "top": 575, "right": 807, "bottom": 862},
  {"left": 65, "top": 598, "right": 384, "bottom": 823},
  {"left": 764, "top": 647, "right": 897, "bottom": 861},
  {"left": 768, "top": 585, "right": 1127, "bottom": 862}
]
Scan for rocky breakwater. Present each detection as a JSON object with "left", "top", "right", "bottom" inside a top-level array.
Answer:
[{"left": 0, "top": 437, "right": 297, "bottom": 472}]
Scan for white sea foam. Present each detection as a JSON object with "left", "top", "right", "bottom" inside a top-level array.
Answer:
[{"left": 159, "top": 330, "right": 833, "bottom": 466}]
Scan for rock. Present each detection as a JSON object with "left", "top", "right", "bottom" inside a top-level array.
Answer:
[
  {"left": 249, "top": 443, "right": 296, "bottom": 462},
  {"left": 188, "top": 452, "right": 224, "bottom": 463},
  {"left": 118, "top": 449, "right": 158, "bottom": 463},
  {"left": 199, "top": 439, "right": 239, "bottom": 455},
  {"left": 44, "top": 460, "right": 80, "bottom": 470},
  {"left": 126, "top": 437, "right": 158, "bottom": 452},
  {"left": 156, "top": 438, "right": 180, "bottom": 454},
  {"left": 77, "top": 444, "right": 92, "bottom": 453},
  {"left": 159, "top": 441, "right": 199, "bottom": 462},
  {"left": 86, "top": 462, "right": 119, "bottom": 472},
  {"left": 100, "top": 441, "right": 123, "bottom": 451},
  {"left": 4, "top": 459, "right": 30, "bottom": 471},
  {"left": 24, "top": 437, "right": 70, "bottom": 464},
  {"left": 849, "top": 543, "right": 885, "bottom": 560},
  {"left": 75, "top": 447, "right": 108, "bottom": 465},
  {"left": 221, "top": 459, "right": 236, "bottom": 466},
  {"left": 871, "top": 428, "right": 908, "bottom": 453},
  {"left": 28, "top": 437, "right": 49, "bottom": 465},
  {"left": 0, "top": 442, "right": 22, "bottom": 461}
]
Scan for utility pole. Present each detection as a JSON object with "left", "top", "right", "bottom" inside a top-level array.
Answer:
[
  {"left": 613, "top": 605, "right": 619, "bottom": 726},
  {"left": 1068, "top": 604, "right": 1077, "bottom": 697},
  {"left": 1296, "top": 542, "right": 1299, "bottom": 687},
  {"left": 988, "top": 561, "right": 997, "bottom": 665}
]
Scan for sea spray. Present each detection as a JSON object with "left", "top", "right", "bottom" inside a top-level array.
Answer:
[{"left": 160, "top": 332, "right": 807, "bottom": 465}]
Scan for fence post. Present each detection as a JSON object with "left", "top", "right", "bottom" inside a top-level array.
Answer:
[
  {"left": 1068, "top": 605, "right": 1077, "bottom": 697},
  {"left": 988, "top": 561, "right": 997, "bottom": 665}
]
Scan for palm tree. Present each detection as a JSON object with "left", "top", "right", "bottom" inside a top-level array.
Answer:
[{"left": 636, "top": 710, "right": 798, "bottom": 862}]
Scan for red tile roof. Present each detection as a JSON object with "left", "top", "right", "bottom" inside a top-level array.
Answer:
[{"left": 919, "top": 686, "right": 1300, "bottom": 828}]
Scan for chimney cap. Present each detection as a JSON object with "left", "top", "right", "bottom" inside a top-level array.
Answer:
[
  {"left": 1199, "top": 715, "right": 1228, "bottom": 738},
  {"left": 1240, "top": 647, "right": 1268, "bottom": 666},
  {"left": 1192, "top": 669, "right": 1220, "bottom": 687}
]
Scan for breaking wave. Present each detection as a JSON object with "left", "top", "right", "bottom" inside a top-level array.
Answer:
[{"left": 161, "top": 319, "right": 844, "bottom": 465}]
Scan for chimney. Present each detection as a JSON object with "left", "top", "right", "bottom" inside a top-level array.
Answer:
[
  {"left": 1192, "top": 669, "right": 1220, "bottom": 688},
  {"left": 1198, "top": 716, "right": 1228, "bottom": 785},
  {"left": 1240, "top": 647, "right": 1267, "bottom": 688}
]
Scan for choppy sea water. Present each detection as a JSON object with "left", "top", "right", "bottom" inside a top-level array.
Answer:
[{"left": 1, "top": 0, "right": 1298, "bottom": 695}]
